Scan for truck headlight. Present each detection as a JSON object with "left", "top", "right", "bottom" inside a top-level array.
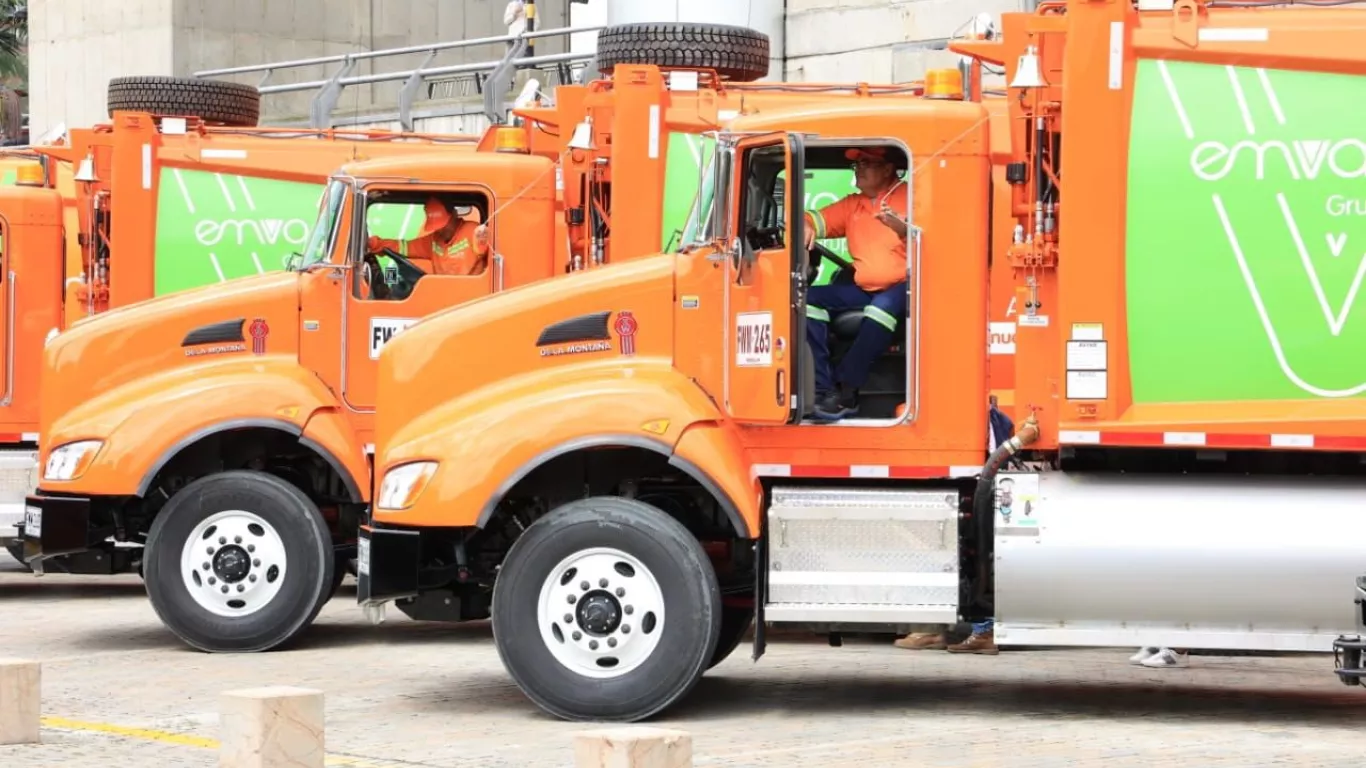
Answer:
[
  {"left": 43, "top": 440, "right": 103, "bottom": 481},
  {"left": 377, "top": 461, "right": 437, "bottom": 511}
]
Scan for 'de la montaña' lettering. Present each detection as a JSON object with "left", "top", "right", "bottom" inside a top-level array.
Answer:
[{"left": 1190, "top": 138, "right": 1366, "bottom": 182}]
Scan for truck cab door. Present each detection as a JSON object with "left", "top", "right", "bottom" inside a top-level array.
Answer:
[
  {"left": 722, "top": 132, "right": 807, "bottom": 424},
  {"left": 337, "top": 184, "right": 509, "bottom": 413}
]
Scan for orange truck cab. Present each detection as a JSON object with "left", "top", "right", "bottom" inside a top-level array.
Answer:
[
  {"left": 0, "top": 75, "right": 485, "bottom": 553},
  {"left": 358, "top": 2, "right": 1366, "bottom": 722},
  {"left": 18, "top": 23, "right": 1013, "bottom": 656}
]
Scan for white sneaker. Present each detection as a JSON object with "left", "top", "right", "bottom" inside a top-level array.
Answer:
[
  {"left": 1140, "top": 648, "right": 1188, "bottom": 668},
  {"left": 1129, "top": 646, "right": 1160, "bottom": 664}
]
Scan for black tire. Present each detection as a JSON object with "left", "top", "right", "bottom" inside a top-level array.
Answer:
[
  {"left": 492, "top": 496, "right": 722, "bottom": 722},
  {"left": 143, "top": 470, "right": 335, "bottom": 653},
  {"left": 707, "top": 605, "right": 754, "bottom": 670},
  {"left": 107, "top": 76, "right": 261, "bottom": 127},
  {"left": 596, "top": 23, "right": 770, "bottom": 83}
]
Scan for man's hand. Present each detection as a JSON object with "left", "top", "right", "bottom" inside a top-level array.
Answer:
[
  {"left": 474, "top": 224, "right": 489, "bottom": 246},
  {"left": 876, "top": 203, "right": 908, "bottom": 238},
  {"left": 803, "top": 222, "right": 816, "bottom": 250}
]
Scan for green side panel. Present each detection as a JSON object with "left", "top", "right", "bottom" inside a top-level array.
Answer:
[
  {"left": 1127, "top": 60, "right": 1366, "bottom": 402},
  {"left": 152, "top": 168, "right": 426, "bottom": 296},
  {"left": 153, "top": 168, "right": 325, "bottom": 295}
]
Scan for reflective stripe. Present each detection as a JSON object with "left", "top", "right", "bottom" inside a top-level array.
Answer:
[
  {"left": 806, "top": 305, "right": 830, "bottom": 323},
  {"left": 807, "top": 209, "right": 827, "bottom": 240},
  {"left": 864, "top": 305, "right": 898, "bottom": 332}
]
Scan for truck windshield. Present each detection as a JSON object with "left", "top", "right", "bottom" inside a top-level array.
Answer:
[{"left": 298, "top": 179, "right": 348, "bottom": 268}]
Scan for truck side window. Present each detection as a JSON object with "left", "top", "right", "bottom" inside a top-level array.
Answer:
[{"left": 355, "top": 190, "right": 492, "bottom": 301}]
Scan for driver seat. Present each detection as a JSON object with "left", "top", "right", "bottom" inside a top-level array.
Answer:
[{"left": 825, "top": 308, "right": 907, "bottom": 420}]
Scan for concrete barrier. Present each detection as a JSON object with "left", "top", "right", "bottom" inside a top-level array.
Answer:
[
  {"left": 219, "top": 686, "right": 324, "bottom": 768},
  {"left": 573, "top": 726, "right": 693, "bottom": 768},
  {"left": 0, "top": 657, "right": 40, "bottom": 745}
]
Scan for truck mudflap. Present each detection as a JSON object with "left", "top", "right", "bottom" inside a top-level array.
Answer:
[
  {"left": 19, "top": 493, "right": 93, "bottom": 563},
  {"left": 1331, "top": 575, "right": 1366, "bottom": 687},
  {"left": 355, "top": 524, "right": 421, "bottom": 606}
]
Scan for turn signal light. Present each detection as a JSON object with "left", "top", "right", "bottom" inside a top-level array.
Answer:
[
  {"left": 924, "top": 68, "right": 965, "bottom": 100},
  {"left": 493, "top": 126, "right": 530, "bottom": 154},
  {"left": 15, "top": 163, "right": 43, "bottom": 186}
]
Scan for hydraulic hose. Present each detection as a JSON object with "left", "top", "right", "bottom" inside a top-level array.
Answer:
[{"left": 968, "top": 410, "right": 1040, "bottom": 614}]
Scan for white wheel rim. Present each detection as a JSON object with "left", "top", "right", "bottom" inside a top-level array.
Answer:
[
  {"left": 178, "top": 510, "right": 288, "bottom": 618},
  {"left": 535, "top": 546, "right": 666, "bottom": 679}
]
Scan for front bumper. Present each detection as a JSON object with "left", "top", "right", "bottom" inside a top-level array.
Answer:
[
  {"left": 356, "top": 523, "right": 422, "bottom": 606},
  {"left": 1332, "top": 575, "right": 1366, "bottom": 686},
  {"left": 19, "top": 493, "right": 93, "bottom": 563}
]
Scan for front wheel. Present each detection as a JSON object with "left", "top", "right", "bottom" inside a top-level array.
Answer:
[
  {"left": 143, "top": 470, "right": 335, "bottom": 653},
  {"left": 491, "top": 496, "right": 722, "bottom": 722}
]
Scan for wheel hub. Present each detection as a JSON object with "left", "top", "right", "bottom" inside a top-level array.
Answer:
[
  {"left": 178, "top": 509, "right": 289, "bottom": 618},
  {"left": 536, "top": 547, "right": 666, "bottom": 680},
  {"left": 576, "top": 591, "right": 622, "bottom": 636},
  {"left": 213, "top": 545, "right": 251, "bottom": 583}
]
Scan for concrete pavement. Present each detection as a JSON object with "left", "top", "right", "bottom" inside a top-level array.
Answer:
[{"left": 0, "top": 560, "right": 1362, "bottom": 767}]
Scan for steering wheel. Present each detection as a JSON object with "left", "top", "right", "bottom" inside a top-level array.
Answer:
[
  {"left": 807, "top": 241, "right": 841, "bottom": 283},
  {"left": 366, "top": 247, "right": 426, "bottom": 302}
]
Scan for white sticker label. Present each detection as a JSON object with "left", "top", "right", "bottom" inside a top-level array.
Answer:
[
  {"left": 1018, "top": 314, "right": 1049, "bottom": 328},
  {"left": 1071, "top": 322, "right": 1104, "bottom": 341},
  {"left": 369, "top": 317, "right": 418, "bottom": 360},
  {"left": 23, "top": 505, "right": 40, "bottom": 537},
  {"left": 1066, "top": 340, "right": 1108, "bottom": 371},
  {"left": 735, "top": 311, "right": 773, "bottom": 367},
  {"left": 357, "top": 537, "right": 370, "bottom": 576},
  {"left": 989, "top": 322, "right": 1016, "bottom": 355},
  {"left": 1066, "top": 370, "right": 1108, "bottom": 400}
]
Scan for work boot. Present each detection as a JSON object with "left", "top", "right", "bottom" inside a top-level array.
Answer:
[
  {"left": 894, "top": 632, "right": 946, "bottom": 650},
  {"left": 946, "top": 629, "right": 999, "bottom": 655},
  {"left": 812, "top": 388, "right": 859, "bottom": 421}
]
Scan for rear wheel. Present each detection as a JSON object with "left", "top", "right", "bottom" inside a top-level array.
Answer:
[
  {"left": 143, "top": 470, "right": 334, "bottom": 653},
  {"left": 492, "top": 496, "right": 722, "bottom": 722}
]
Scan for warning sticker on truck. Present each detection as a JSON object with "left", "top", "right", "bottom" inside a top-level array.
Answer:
[
  {"left": 994, "top": 472, "right": 1041, "bottom": 537},
  {"left": 735, "top": 312, "right": 773, "bottom": 367},
  {"left": 370, "top": 317, "right": 418, "bottom": 359}
]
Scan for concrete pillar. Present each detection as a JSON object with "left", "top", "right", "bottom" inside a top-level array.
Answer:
[
  {"left": 0, "top": 658, "right": 41, "bottom": 745},
  {"left": 219, "top": 686, "right": 325, "bottom": 768},
  {"left": 573, "top": 727, "right": 693, "bottom": 768}
]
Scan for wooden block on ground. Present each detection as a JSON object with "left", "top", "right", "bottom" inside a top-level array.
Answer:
[
  {"left": 219, "top": 686, "right": 324, "bottom": 768},
  {"left": 0, "top": 658, "right": 41, "bottom": 745},
  {"left": 573, "top": 726, "right": 693, "bottom": 768}
]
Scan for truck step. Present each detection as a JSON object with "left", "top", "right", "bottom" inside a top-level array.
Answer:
[
  {"left": 0, "top": 449, "right": 38, "bottom": 540},
  {"left": 764, "top": 486, "right": 960, "bottom": 624}
]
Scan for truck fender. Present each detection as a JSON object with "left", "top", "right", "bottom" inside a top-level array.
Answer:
[
  {"left": 46, "top": 361, "right": 358, "bottom": 499},
  {"left": 382, "top": 366, "right": 753, "bottom": 535}
]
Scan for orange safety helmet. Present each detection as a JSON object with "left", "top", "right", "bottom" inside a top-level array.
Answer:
[{"left": 417, "top": 197, "right": 454, "bottom": 238}]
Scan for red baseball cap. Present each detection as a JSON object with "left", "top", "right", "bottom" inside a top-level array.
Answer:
[{"left": 846, "top": 146, "right": 905, "bottom": 170}]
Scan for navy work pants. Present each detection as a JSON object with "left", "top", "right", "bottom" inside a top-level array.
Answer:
[{"left": 805, "top": 282, "right": 908, "bottom": 394}]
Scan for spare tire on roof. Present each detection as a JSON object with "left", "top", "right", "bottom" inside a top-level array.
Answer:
[
  {"left": 107, "top": 76, "right": 261, "bottom": 127},
  {"left": 595, "top": 22, "right": 770, "bottom": 83}
]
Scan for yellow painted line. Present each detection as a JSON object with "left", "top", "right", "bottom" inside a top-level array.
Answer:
[
  {"left": 41, "top": 716, "right": 218, "bottom": 749},
  {"left": 41, "top": 716, "right": 385, "bottom": 767}
]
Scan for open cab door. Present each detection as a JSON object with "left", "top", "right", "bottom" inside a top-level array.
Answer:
[{"left": 721, "top": 132, "right": 808, "bottom": 424}]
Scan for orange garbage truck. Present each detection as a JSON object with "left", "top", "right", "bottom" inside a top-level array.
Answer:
[
  {"left": 0, "top": 76, "right": 482, "bottom": 556},
  {"left": 17, "top": 22, "right": 998, "bottom": 655},
  {"left": 357, "top": 0, "right": 1366, "bottom": 721}
]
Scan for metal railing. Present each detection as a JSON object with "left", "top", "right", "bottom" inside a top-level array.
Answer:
[{"left": 194, "top": 25, "right": 602, "bottom": 131}]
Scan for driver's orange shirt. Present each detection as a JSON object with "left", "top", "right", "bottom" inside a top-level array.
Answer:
[
  {"left": 368, "top": 219, "right": 489, "bottom": 276},
  {"left": 804, "top": 181, "right": 908, "bottom": 292}
]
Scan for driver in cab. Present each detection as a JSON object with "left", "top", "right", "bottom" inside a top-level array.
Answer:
[
  {"left": 802, "top": 147, "right": 909, "bottom": 422},
  {"left": 366, "top": 197, "right": 490, "bottom": 281}
]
